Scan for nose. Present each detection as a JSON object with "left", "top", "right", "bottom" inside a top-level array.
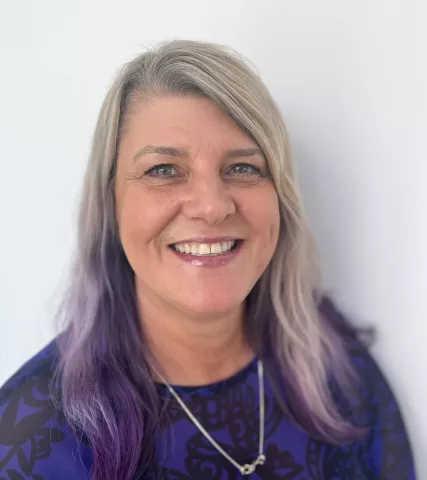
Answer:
[{"left": 182, "top": 175, "right": 236, "bottom": 224}]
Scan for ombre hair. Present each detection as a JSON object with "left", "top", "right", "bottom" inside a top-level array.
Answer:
[{"left": 52, "top": 40, "right": 367, "bottom": 480}]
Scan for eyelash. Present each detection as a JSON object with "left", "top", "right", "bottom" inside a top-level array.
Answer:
[
  {"left": 227, "top": 163, "right": 262, "bottom": 176},
  {"left": 145, "top": 164, "right": 179, "bottom": 178},
  {"left": 144, "top": 163, "right": 263, "bottom": 179}
]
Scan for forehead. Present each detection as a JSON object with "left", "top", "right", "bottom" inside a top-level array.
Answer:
[{"left": 121, "top": 95, "right": 257, "bottom": 152}]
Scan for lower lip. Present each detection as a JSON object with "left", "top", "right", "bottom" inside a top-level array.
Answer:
[{"left": 169, "top": 241, "right": 243, "bottom": 268}]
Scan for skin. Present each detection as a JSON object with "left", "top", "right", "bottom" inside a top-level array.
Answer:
[{"left": 114, "top": 96, "right": 280, "bottom": 385}]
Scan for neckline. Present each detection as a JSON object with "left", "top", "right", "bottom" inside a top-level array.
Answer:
[{"left": 155, "top": 356, "right": 258, "bottom": 397}]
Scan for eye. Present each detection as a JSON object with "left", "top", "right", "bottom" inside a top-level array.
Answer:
[
  {"left": 145, "top": 164, "right": 178, "bottom": 178},
  {"left": 224, "top": 163, "right": 263, "bottom": 181},
  {"left": 229, "top": 164, "right": 260, "bottom": 175}
]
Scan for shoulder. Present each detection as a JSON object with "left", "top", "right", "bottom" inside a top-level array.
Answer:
[
  {"left": 0, "top": 340, "right": 59, "bottom": 403},
  {"left": 345, "top": 344, "right": 394, "bottom": 422},
  {"left": 321, "top": 303, "right": 416, "bottom": 479},
  {"left": 0, "top": 340, "right": 71, "bottom": 478},
  {"left": 317, "top": 295, "right": 387, "bottom": 398},
  {"left": 346, "top": 343, "right": 409, "bottom": 433},
  {"left": 349, "top": 346, "right": 416, "bottom": 477},
  {"left": 319, "top": 293, "right": 405, "bottom": 428}
]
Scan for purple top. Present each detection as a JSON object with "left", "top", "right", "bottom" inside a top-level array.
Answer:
[{"left": 0, "top": 340, "right": 416, "bottom": 479}]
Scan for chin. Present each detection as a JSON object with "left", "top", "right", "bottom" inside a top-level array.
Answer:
[{"left": 183, "top": 294, "right": 245, "bottom": 316}]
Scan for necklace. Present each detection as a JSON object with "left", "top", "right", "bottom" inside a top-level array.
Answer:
[{"left": 156, "top": 360, "right": 266, "bottom": 476}]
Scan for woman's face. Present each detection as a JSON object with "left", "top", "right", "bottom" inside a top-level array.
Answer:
[{"left": 115, "top": 96, "right": 280, "bottom": 316}]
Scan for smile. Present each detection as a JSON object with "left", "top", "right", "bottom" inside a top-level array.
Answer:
[{"left": 171, "top": 240, "right": 239, "bottom": 256}]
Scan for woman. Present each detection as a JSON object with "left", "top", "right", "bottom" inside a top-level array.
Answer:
[{"left": 0, "top": 40, "right": 416, "bottom": 479}]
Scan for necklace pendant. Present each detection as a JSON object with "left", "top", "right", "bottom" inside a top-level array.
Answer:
[
  {"left": 240, "top": 463, "right": 256, "bottom": 475},
  {"left": 240, "top": 454, "right": 266, "bottom": 475}
]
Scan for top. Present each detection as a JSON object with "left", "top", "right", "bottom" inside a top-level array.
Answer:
[{"left": 0, "top": 340, "right": 416, "bottom": 479}]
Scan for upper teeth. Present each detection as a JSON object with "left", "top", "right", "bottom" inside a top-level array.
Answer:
[{"left": 173, "top": 241, "right": 236, "bottom": 256}]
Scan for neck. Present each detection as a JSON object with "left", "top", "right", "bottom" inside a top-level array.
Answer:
[{"left": 137, "top": 290, "right": 254, "bottom": 386}]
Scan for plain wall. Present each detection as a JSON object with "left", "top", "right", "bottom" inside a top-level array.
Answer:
[{"left": 1, "top": 0, "right": 426, "bottom": 474}]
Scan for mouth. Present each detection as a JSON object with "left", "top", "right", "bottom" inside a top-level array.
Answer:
[{"left": 169, "top": 239, "right": 241, "bottom": 256}]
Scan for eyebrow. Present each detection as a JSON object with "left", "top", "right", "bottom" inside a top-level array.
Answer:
[
  {"left": 225, "top": 147, "right": 264, "bottom": 159},
  {"left": 133, "top": 145, "right": 264, "bottom": 163},
  {"left": 133, "top": 146, "right": 189, "bottom": 162}
]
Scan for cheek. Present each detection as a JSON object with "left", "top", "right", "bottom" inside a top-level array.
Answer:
[
  {"left": 263, "top": 208, "right": 280, "bottom": 254},
  {"left": 242, "top": 188, "right": 280, "bottom": 243},
  {"left": 116, "top": 190, "right": 175, "bottom": 251}
]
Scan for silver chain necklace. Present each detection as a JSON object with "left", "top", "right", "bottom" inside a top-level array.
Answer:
[{"left": 156, "top": 360, "right": 266, "bottom": 476}]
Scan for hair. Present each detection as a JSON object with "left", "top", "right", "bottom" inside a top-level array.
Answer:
[{"left": 52, "top": 39, "right": 368, "bottom": 480}]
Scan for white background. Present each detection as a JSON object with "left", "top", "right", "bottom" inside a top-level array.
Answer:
[{"left": 0, "top": 0, "right": 425, "bottom": 474}]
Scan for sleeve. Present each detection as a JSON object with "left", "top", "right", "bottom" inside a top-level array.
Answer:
[{"left": 353, "top": 349, "right": 417, "bottom": 479}]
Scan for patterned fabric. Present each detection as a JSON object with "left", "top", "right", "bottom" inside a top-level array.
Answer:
[{"left": 0, "top": 340, "right": 416, "bottom": 479}]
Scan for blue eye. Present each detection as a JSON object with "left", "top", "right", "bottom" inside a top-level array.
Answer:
[
  {"left": 227, "top": 163, "right": 262, "bottom": 177},
  {"left": 146, "top": 164, "right": 177, "bottom": 178}
]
